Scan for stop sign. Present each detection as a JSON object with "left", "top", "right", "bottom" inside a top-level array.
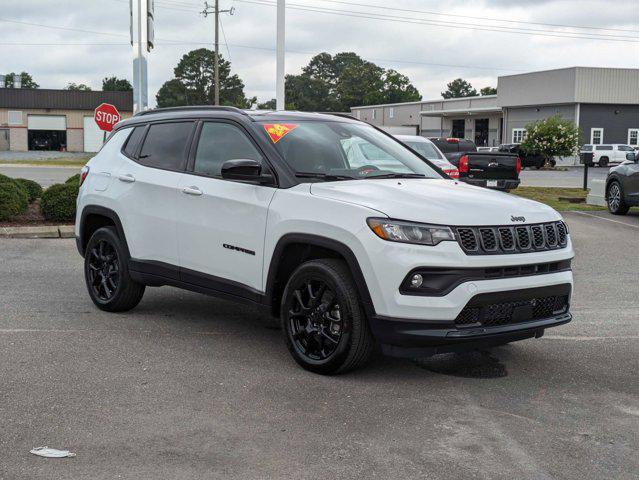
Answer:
[{"left": 94, "top": 103, "right": 121, "bottom": 132}]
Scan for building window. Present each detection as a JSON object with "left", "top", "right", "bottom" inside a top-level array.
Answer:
[
  {"left": 355, "top": 110, "right": 361, "bottom": 119},
  {"left": 8, "top": 111, "right": 22, "bottom": 125},
  {"left": 628, "top": 129, "right": 639, "bottom": 146},
  {"left": 372, "top": 109, "right": 376, "bottom": 120},
  {"left": 389, "top": 107, "right": 394, "bottom": 119},
  {"left": 591, "top": 128, "right": 603, "bottom": 145},
  {"left": 512, "top": 128, "right": 527, "bottom": 143}
]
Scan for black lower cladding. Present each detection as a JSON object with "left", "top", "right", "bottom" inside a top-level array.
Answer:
[
  {"left": 370, "top": 284, "right": 572, "bottom": 353},
  {"left": 456, "top": 283, "right": 571, "bottom": 328}
]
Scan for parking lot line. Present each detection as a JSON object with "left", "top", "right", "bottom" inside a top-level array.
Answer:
[{"left": 569, "top": 211, "right": 639, "bottom": 229}]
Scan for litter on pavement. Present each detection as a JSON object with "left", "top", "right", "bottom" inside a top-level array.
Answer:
[{"left": 30, "top": 446, "right": 76, "bottom": 458}]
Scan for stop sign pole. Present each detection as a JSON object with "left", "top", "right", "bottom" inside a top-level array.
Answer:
[{"left": 94, "top": 103, "right": 121, "bottom": 143}]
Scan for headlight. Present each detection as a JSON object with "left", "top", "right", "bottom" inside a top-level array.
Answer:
[{"left": 367, "top": 218, "right": 456, "bottom": 246}]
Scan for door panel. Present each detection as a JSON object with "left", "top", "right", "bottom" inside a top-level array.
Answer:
[
  {"left": 624, "top": 163, "right": 639, "bottom": 204},
  {"left": 176, "top": 176, "right": 275, "bottom": 291}
]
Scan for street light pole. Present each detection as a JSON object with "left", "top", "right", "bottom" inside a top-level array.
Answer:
[{"left": 276, "top": 0, "right": 285, "bottom": 110}]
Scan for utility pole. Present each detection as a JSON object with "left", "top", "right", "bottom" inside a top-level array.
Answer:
[
  {"left": 130, "top": 0, "right": 154, "bottom": 114},
  {"left": 201, "top": 1, "right": 234, "bottom": 106},
  {"left": 276, "top": 0, "right": 285, "bottom": 110}
]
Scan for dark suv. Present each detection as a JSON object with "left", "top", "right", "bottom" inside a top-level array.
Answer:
[{"left": 606, "top": 151, "right": 639, "bottom": 215}]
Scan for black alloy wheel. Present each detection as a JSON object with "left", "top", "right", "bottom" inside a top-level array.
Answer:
[
  {"left": 281, "top": 259, "right": 374, "bottom": 374},
  {"left": 87, "top": 240, "right": 120, "bottom": 301},
  {"left": 287, "top": 279, "right": 344, "bottom": 361}
]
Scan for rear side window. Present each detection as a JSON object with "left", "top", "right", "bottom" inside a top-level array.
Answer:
[
  {"left": 596, "top": 145, "right": 613, "bottom": 151},
  {"left": 123, "top": 126, "right": 146, "bottom": 158},
  {"left": 138, "top": 122, "right": 193, "bottom": 170},
  {"left": 193, "top": 122, "right": 263, "bottom": 177}
]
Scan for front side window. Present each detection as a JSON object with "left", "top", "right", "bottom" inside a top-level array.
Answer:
[
  {"left": 194, "top": 122, "right": 263, "bottom": 177},
  {"left": 138, "top": 122, "right": 193, "bottom": 170},
  {"left": 259, "top": 120, "right": 441, "bottom": 180},
  {"left": 618, "top": 145, "right": 633, "bottom": 152}
]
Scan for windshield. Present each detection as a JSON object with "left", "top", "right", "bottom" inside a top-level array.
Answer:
[
  {"left": 259, "top": 120, "right": 442, "bottom": 180},
  {"left": 404, "top": 141, "right": 445, "bottom": 160}
]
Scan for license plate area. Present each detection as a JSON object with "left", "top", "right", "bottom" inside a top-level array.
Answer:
[{"left": 487, "top": 180, "right": 498, "bottom": 187}]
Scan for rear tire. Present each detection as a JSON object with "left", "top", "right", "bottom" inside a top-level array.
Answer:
[
  {"left": 280, "top": 259, "right": 374, "bottom": 374},
  {"left": 84, "top": 226, "right": 145, "bottom": 312},
  {"left": 607, "top": 181, "right": 629, "bottom": 215},
  {"left": 599, "top": 156, "right": 609, "bottom": 168}
]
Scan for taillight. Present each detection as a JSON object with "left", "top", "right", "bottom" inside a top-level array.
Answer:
[
  {"left": 515, "top": 157, "right": 522, "bottom": 175},
  {"left": 446, "top": 137, "right": 460, "bottom": 143},
  {"left": 446, "top": 168, "right": 460, "bottom": 179},
  {"left": 458, "top": 155, "right": 469, "bottom": 174},
  {"left": 79, "top": 166, "right": 90, "bottom": 187}
]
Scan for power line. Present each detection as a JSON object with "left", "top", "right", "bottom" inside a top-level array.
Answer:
[
  {"left": 311, "top": 0, "right": 639, "bottom": 35},
  {"left": 0, "top": 17, "right": 128, "bottom": 37},
  {"left": 230, "top": 0, "right": 639, "bottom": 43}
]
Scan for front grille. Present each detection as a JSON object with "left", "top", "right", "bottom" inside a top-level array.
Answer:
[
  {"left": 455, "top": 221, "right": 568, "bottom": 255},
  {"left": 455, "top": 294, "right": 570, "bottom": 327},
  {"left": 457, "top": 228, "right": 478, "bottom": 251}
]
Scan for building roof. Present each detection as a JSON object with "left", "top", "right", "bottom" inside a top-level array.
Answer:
[
  {"left": 420, "top": 106, "right": 502, "bottom": 116},
  {"left": 0, "top": 88, "right": 133, "bottom": 111}
]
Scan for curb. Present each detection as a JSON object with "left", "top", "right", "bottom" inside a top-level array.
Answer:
[{"left": 0, "top": 225, "right": 75, "bottom": 239}]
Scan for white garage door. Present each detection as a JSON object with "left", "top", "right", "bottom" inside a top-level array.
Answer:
[
  {"left": 27, "top": 115, "right": 66, "bottom": 130},
  {"left": 83, "top": 116, "right": 105, "bottom": 153}
]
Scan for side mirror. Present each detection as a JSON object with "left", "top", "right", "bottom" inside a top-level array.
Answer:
[
  {"left": 626, "top": 152, "right": 637, "bottom": 162},
  {"left": 221, "top": 159, "right": 275, "bottom": 185}
]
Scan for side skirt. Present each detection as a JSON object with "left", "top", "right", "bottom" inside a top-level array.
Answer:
[{"left": 128, "top": 259, "right": 269, "bottom": 308}]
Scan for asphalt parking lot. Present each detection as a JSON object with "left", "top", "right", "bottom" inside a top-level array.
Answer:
[{"left": 1, "top": 211, "right": 638, "bottom": 479}]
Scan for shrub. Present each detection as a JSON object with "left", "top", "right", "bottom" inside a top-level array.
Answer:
[
  {"left": 40, "top": 182, "right": 78, "bottom": 221},
  {"left": 65, "top": 173, "right": 81, "bottom": 185},
  {"left": 14, "top": 178, "right": 43, "bottom": 203},
  {"left": 0, "top": 181, "right": 29, "bottom": 220},
  {"left": 521, "top": 115, "right": 582, "bottom": 160}
]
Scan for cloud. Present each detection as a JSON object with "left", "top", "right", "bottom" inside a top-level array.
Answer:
[{"left": 2, "top": 0, "right": 638, "bottom": 106}]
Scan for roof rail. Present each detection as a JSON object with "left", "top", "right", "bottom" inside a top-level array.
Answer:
[{"left": 135, "top": 105, "right": 249, "bottom": 117}]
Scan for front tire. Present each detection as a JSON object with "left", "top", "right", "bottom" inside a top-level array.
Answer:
[
  {"left": 281, "top": 259, "right": 374, "bottom": 374},
  {"left": 607, "top": 181, "right": 629, "bottom": 215},
  {"left": 84, "top": 226, "right": 145, "bottom": 312}
]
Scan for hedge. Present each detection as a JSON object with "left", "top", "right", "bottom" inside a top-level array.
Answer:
[
  {"left": 14, "top": 178, "right": 43, "bottom": 203},
  {"left": 65, "top": 173, "right": 81, "bottom": 185},
  {"left": 40, "top": 182, "right": 78, "bottom": 221},
  {"left": 0, "top": 181, "right": 29, "bottom": 220}
]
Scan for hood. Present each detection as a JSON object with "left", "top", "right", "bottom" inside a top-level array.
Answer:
[{"left": 310, "top": 178, "right": 561, "bottom": 226}]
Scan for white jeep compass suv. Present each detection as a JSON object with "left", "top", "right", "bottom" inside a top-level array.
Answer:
[{"left": 75, "top": 107, "right": 574, "bottom": 374}]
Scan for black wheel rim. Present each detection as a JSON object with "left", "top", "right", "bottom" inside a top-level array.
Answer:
[
  {"left": 609, "top": 184, "right": 621, "bottom": 211},
  {"left": 287, "top": 279, "right": 343, "bottom": 361},
  {"left": 87, "top": 240, "right": 120, "bottom": 301}
]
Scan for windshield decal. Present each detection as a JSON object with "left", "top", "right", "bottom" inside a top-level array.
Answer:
[{"left": 263, "top": 123, "right": 298, "bottom": 143}]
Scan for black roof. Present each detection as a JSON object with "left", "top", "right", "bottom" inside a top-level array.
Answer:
[
  {"left": 119, "top": 106, "right": 358, "bottom": 128},
  {"left": 0, "top": 88, "right": 133, "bottom": 111}
]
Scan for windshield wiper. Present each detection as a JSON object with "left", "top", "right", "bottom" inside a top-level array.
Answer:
[
  {"left": 295, "top": 172, "right": 357, "bottom": 181},
  {"left": 366, "top": 173, "right": 426, "bottom": 179}
]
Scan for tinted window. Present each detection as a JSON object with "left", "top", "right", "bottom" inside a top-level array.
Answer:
[
  {"left": 618, "top": 145, "right": 633, "bottom": 151},
  {"left": 581, "top": 145, "right": 593, "bottom": 151},
  {"left": 123, "top": 126, "right": 146, "bottom": 158},
  {"left": 138, "top": 122, "right": 193, "bottom": 170},
  {"left": 596, "top": 145, "right": 613, "bottom": 151},
  {"left": 194, "top": 122, "right": 263, "bottom": 177}
]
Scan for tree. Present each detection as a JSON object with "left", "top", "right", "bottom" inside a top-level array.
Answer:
[
  {"left": 4, "top": 72, "right": 38, "bottom": 88},
  {"left": 156, "top": 49, "right": 252, "bottom": 108},
  {"left": 285, "top": 52, "right": 421, "bottom": 112},
  {"left": 441, "top": 78, "right": 477, "bottom": 99},
  {"left": 102, "top": 76, "right": 132, "bottom": 91},
  {"left": 480, "top": 86, "right": 497, "bottom": 96},
  {"left": 520, "top": 115, "right": 581, "bottom": 161},
  {"left": 257, "top": 99, "right": 276, "bottom": 110},
  {"left": 66, "top": 82, "right": 92, "bottom": 91}
]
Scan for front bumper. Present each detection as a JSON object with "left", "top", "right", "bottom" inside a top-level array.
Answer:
[
  {"left": 462, "top": 178, "right": 521, "bottom": 190},
  {"left": 370, "top": 283, "right": 572, "bottom": 357}
]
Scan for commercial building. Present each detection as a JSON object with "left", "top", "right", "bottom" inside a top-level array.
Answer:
[
  {"left": 351, "top": 67, "right": 639, "bottom": 149},
  {"left": 0, "top": 88, "right": 133, "bottom": 153}
]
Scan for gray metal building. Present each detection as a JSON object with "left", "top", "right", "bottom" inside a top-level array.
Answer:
[{"left": 351, "top": 67, "right": 639, "bottom": 149}]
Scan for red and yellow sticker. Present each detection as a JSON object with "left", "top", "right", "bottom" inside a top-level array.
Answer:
[{"left": 263, "top": 123, "right": 298, "bottom": 143}]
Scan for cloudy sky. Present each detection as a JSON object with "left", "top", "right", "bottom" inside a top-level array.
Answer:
[{"left": 2, "top": 0, "right": 638, "bottom": 106}]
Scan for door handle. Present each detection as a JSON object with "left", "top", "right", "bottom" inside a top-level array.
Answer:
[
  {"left": 182, "top": 186, "right": 203, "bottom": 196},
  {"left": 118, "top": 174, "right": 135, "bottom": 183}
]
